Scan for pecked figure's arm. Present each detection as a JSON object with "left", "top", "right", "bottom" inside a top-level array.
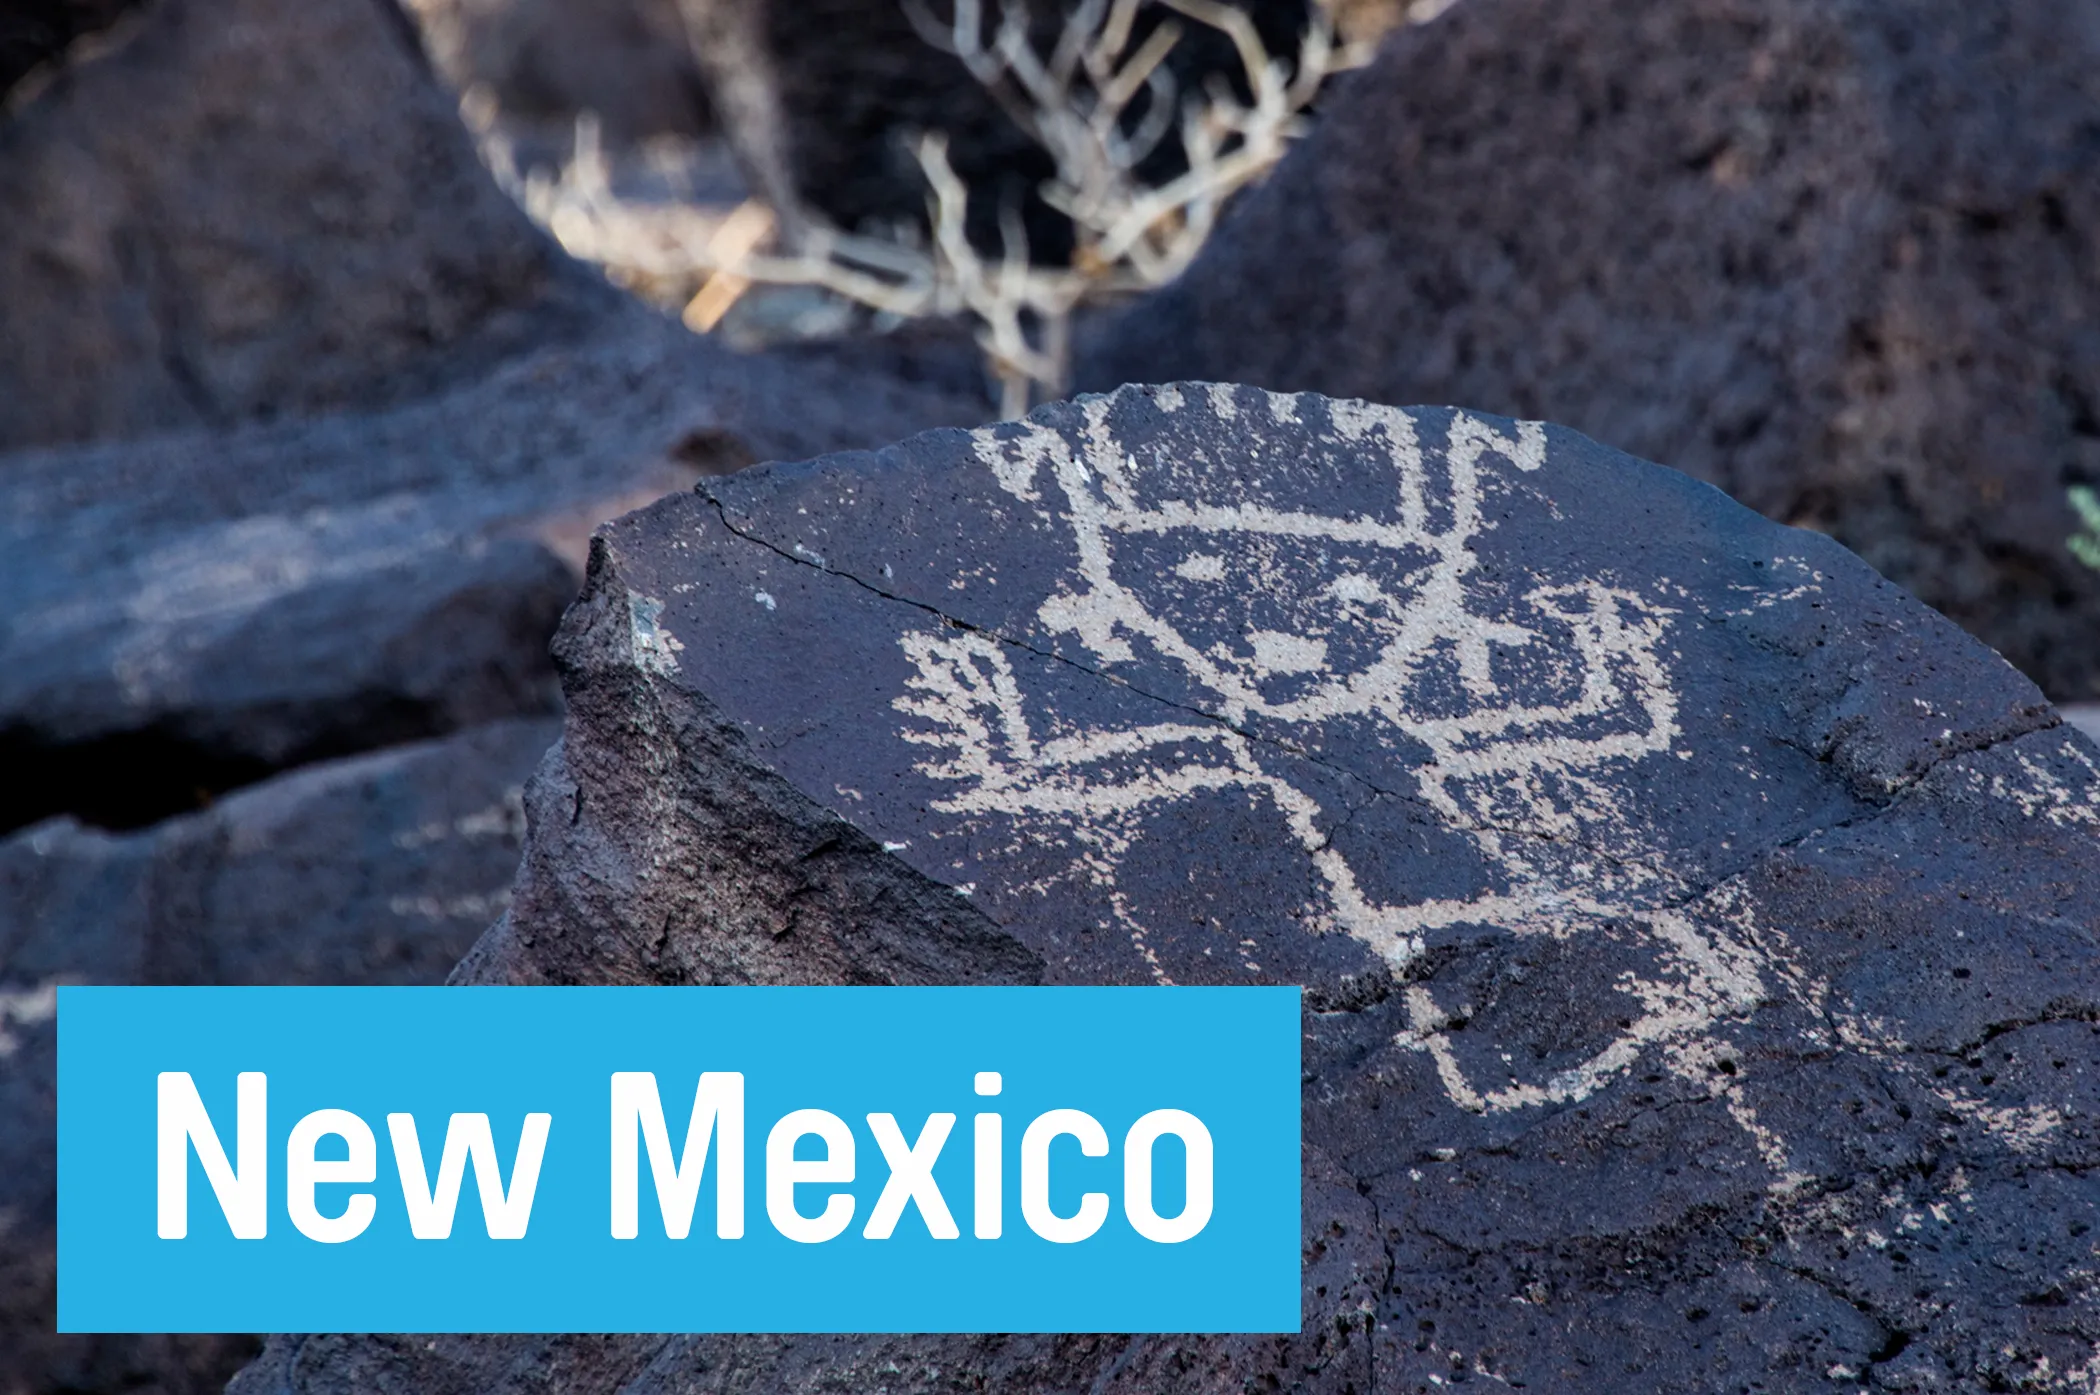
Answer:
[{"left": 892, "top": 626, "right": 1270, "bottom": 819}]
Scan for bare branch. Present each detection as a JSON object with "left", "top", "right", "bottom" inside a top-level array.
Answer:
[{"left": 473, "top": 0, "right": 1408, "bottom": 415}]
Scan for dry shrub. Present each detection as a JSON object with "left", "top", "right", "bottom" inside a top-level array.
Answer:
[{"left": 475, "top": 0, "right": 1412, "bottom": 415}]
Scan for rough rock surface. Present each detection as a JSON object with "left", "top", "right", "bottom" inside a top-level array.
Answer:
[
  {"left": 0, "top": 313, "right": 986, "bottom": 837},
  {"left": 240, "top": 386, "right": 2099, "bottom": 1393},
  {"left": 0, "top": 0, "right": 609, "bottom": 451},
  {"left": 0, "top": 716, "right": 559, "bottom": 1395},
  {"left": 1078, "top": 0, "right": 2100, "bottom": 701}
]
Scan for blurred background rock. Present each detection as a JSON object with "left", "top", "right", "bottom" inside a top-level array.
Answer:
[
  {"left": 0, "top": 0, "right": 137, "bottom": 96},
  {"left": 404, "top": 0, "right": 717, "bottom": 148}
]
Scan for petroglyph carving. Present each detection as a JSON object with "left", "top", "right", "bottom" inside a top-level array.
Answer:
[
  {"left": 892, "top": 395, "right": 1797, "bottom": 1123},
  {"left": 1972, "top": 739, "right": 2100, "bottom": 831}
]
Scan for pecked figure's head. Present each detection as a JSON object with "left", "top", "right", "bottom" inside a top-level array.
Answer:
[{"left": 994, "top": 393, "right": 1558, "bottom": 728}]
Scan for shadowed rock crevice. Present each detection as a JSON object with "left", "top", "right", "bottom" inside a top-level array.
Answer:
[
  {"left": 0, "top": 523, "right": 575, "bottom": 838},
  {"left": 0, "top": 0, "right": 146, "bottom": 104},
  {"left": 0, "top": 716, "right": 561, "bottom": 1395},
  {"left": 0, "top": 727, "right": 279, "bottom": 835}
]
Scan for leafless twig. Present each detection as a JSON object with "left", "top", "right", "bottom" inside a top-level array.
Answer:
[{"left": 473, "top": 0, "right": 1401, "bottom": 415}]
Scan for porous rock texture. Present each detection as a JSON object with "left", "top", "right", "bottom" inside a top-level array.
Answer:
[
  {"left": 239, "top": 386, "right": 2100, "bottom": 1393},
  {"left": 1078, "top": 0, "right": 2100, "bottom": 702},
  {"left": 0, "top": 717, "right": 559, "bottom": 1395},
  {"left": 0, "top": 0, "right": 608, "bottom": 451}
]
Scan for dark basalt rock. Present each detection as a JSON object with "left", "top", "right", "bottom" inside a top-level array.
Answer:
[
  {"left": 0, "top": 0, "right": 993, "bottom": 835},
  {"left": 0, "top": 0, "right": 609, "bottom": 451},
  {"left": 0, "top": 0, "right": 141, "bottom": 101},
  {"left": 1077, "top": 0, "right": 2100, "bottom": 702},
  {"left": 0, "top": 716, "right": 560, "bottom": 1395},
  {"left": 0, "top": 315, "right": 988, "bottom": 837},
  {"left": 237, "top": 386, "right": 2098, "bottom": 1392}
]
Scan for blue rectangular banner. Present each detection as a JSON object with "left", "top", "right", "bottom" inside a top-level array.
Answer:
[{"left": 59, "top": 986, "right": 1300, "bottom": 1333}]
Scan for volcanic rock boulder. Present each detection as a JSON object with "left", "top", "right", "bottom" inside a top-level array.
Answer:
[
  {"left": 0, "top": 0, "right": 608, "bottom": 450},
  {"left": 0, "top": 716, "right": 559, "bottom": 1395},
  {"left": 0, "top": 314, "right": 986, "bottom": 837},
  {"left": 0, "top": 308, "right": 985, "bottom": 1390},
  {"left": 0, "top": 0, "right": 994, "bottom": 832},
  {"left": 0, "top": 0, "right": 140, "bottom": 99},
  {"left": 238, "top": 386, "right": 2100, "bottom": 1393},
  {"left": 1078, "top": 0, "right": 2100, "bottom": 701}
]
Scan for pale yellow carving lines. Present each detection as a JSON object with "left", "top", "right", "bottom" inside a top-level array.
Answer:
[
  {"left": 1972, "top": 739, "right": 2100, "bottom": 831},
  {"left": 918, "top": 401, "right": 1795, "bottom": 1131}
]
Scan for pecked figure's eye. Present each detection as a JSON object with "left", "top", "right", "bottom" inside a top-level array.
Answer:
[{"left": 1174, "top": 553, "right": 1226, "bottom": 581}]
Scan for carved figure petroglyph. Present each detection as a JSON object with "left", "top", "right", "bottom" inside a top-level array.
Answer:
[{"left": 892, "top": 395, "right": 1786, "bottom": 1131}]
